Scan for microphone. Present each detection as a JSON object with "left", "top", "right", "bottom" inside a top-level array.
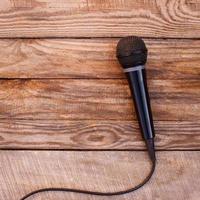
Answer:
[
  {"left": 19, "top": 36, "right": 157, "bottom": 200},
  {"left": 116, "top": 36, "right": 156, "bottom": 161}
]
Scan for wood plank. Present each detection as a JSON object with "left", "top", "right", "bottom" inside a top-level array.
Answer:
[
  {"left": 0, "top": 38, "right": 199, "bottom": 79},
  {"left": 0, "top": 79, "right": 199, "bottom": 120},
  {"left": 0, "top": 79, "right": 200, "bottom": 121},
  {"left": 0, "top": 151, "right": 199, "bottom": 200},
  {"left": 0, "top": 120, "right": 199, "bottom": 150},
  {"left": 0, "top": 0, "right": 199, "bottom": 38}
]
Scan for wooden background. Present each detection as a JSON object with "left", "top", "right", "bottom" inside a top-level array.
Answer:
[{"left": 0, "top": 0, "right": 199, "bottom": 199}]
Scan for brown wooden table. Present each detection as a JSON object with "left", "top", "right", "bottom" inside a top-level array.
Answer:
[{"left": 0, "top": 1, "right": 199, "bottom": 200}]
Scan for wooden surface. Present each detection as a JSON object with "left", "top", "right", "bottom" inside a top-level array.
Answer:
[
  {"left": 0, "top": 120, "right": 199, "bottom": 150},
  {"left": 0, "top": 79, "right": 199, "bottom": 120},
  {"left": 0, "top": 0, "right": 199, "bottom": 200},
  {"left": 0, "top": 39, "right": 199, "bottom": 79},
  {"left": 0, "top": 151, "right": 200, "bottom": 200},
  {"left": 0, "top": 0, "right": 199, "bottom": 38}
]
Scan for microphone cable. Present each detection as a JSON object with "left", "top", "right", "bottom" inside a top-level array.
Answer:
[{"left": 20, "top": 138, "right": 156, "bottom": 200}]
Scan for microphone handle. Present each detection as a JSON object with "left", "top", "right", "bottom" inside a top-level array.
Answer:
[{"left": 126, "top": 68, "right": 155, "bottom": 140}]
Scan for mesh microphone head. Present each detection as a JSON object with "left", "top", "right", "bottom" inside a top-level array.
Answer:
[{"left": 116, "top": 36, "right": 147, "bottom": 69}]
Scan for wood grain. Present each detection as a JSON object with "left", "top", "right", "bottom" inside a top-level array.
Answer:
[
  {"left": 0, "top": 120, "right": 199, "bottom": 150},
  {"left": 0, "top": 38, "right": 199, "bottom": 79},
  {"left": 0, "top": 0, "right": 199, "bottom": 38},
  {"left": 0, "top": 79, "right": 199, "bottom": 120},
  {"left": 0, "top": 1, "right": 199, "bottom": 199},
  {"left": 0, "top": 151, "right": 199, "bottom": 200}
]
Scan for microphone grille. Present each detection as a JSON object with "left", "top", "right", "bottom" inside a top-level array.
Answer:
[{"left": 116, "top": 36, "right": 147, "bottom": 68}]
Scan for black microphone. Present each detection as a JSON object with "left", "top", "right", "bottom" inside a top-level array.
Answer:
[
  {"left": 116, "top": 36, "right": 156, "bottom": 161},
  {"left": 19, "top": 36, "right": 157, "bottom": 200}
]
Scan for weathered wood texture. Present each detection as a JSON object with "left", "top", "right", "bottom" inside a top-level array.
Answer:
[
  {"left": 0, "top": 77, "right": 199, "bottom": 149},
  {"left": 0, "top": 1, "right": 199, "bottom": 200},
  {"left": 0, "top": 0, "right": 199, "bottom": 38},
  {"left": 0, "top": 151, "right": 199, "bottom": 200},
  {"left": 0, "top": 120, "right": 199, "bottom": 150},
  {"left": 0, "top": 38, "right": 199, "bottom": 149},
  {"left": 0, "top": 38, "right": 199, "bottom": 79},
  {"left": 0, "top": 79, "right": 199, "bottom": 120}
]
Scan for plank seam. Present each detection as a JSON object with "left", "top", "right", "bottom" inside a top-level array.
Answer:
[
  {"left": 0, "top": 149, "right": 199, "bottom": 151},
  {"left": 0, "top": 36, "right": 199, "bottom": 40}
]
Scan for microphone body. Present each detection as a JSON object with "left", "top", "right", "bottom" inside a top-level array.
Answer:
[{"left": 125, "top": 66, "right": 155, "bottom": 140}]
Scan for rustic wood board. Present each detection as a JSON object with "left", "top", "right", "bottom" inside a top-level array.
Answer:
[
  {"left": 0, "top": 0, "right": 199, "bottom": 38},
  {"left": 0, "top": 79, "right": 199, "bottom": 120},
  {"left": 0, "top": 120, "right": 199, "bottom": 150},
  {"left": 0, "top": 151, "right": 199, "bottom": 200},
  {"left": 0, "top": 38, "right": 199, "bottom": 79}
]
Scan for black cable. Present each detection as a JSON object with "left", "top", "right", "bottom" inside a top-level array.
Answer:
[{"left": 20, "top": 139, "right": 156, "bottom": 200}]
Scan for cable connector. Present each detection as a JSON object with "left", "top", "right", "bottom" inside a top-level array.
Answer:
[{"left": 145, "top": 138, "right": 156, "bottom": 162}]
